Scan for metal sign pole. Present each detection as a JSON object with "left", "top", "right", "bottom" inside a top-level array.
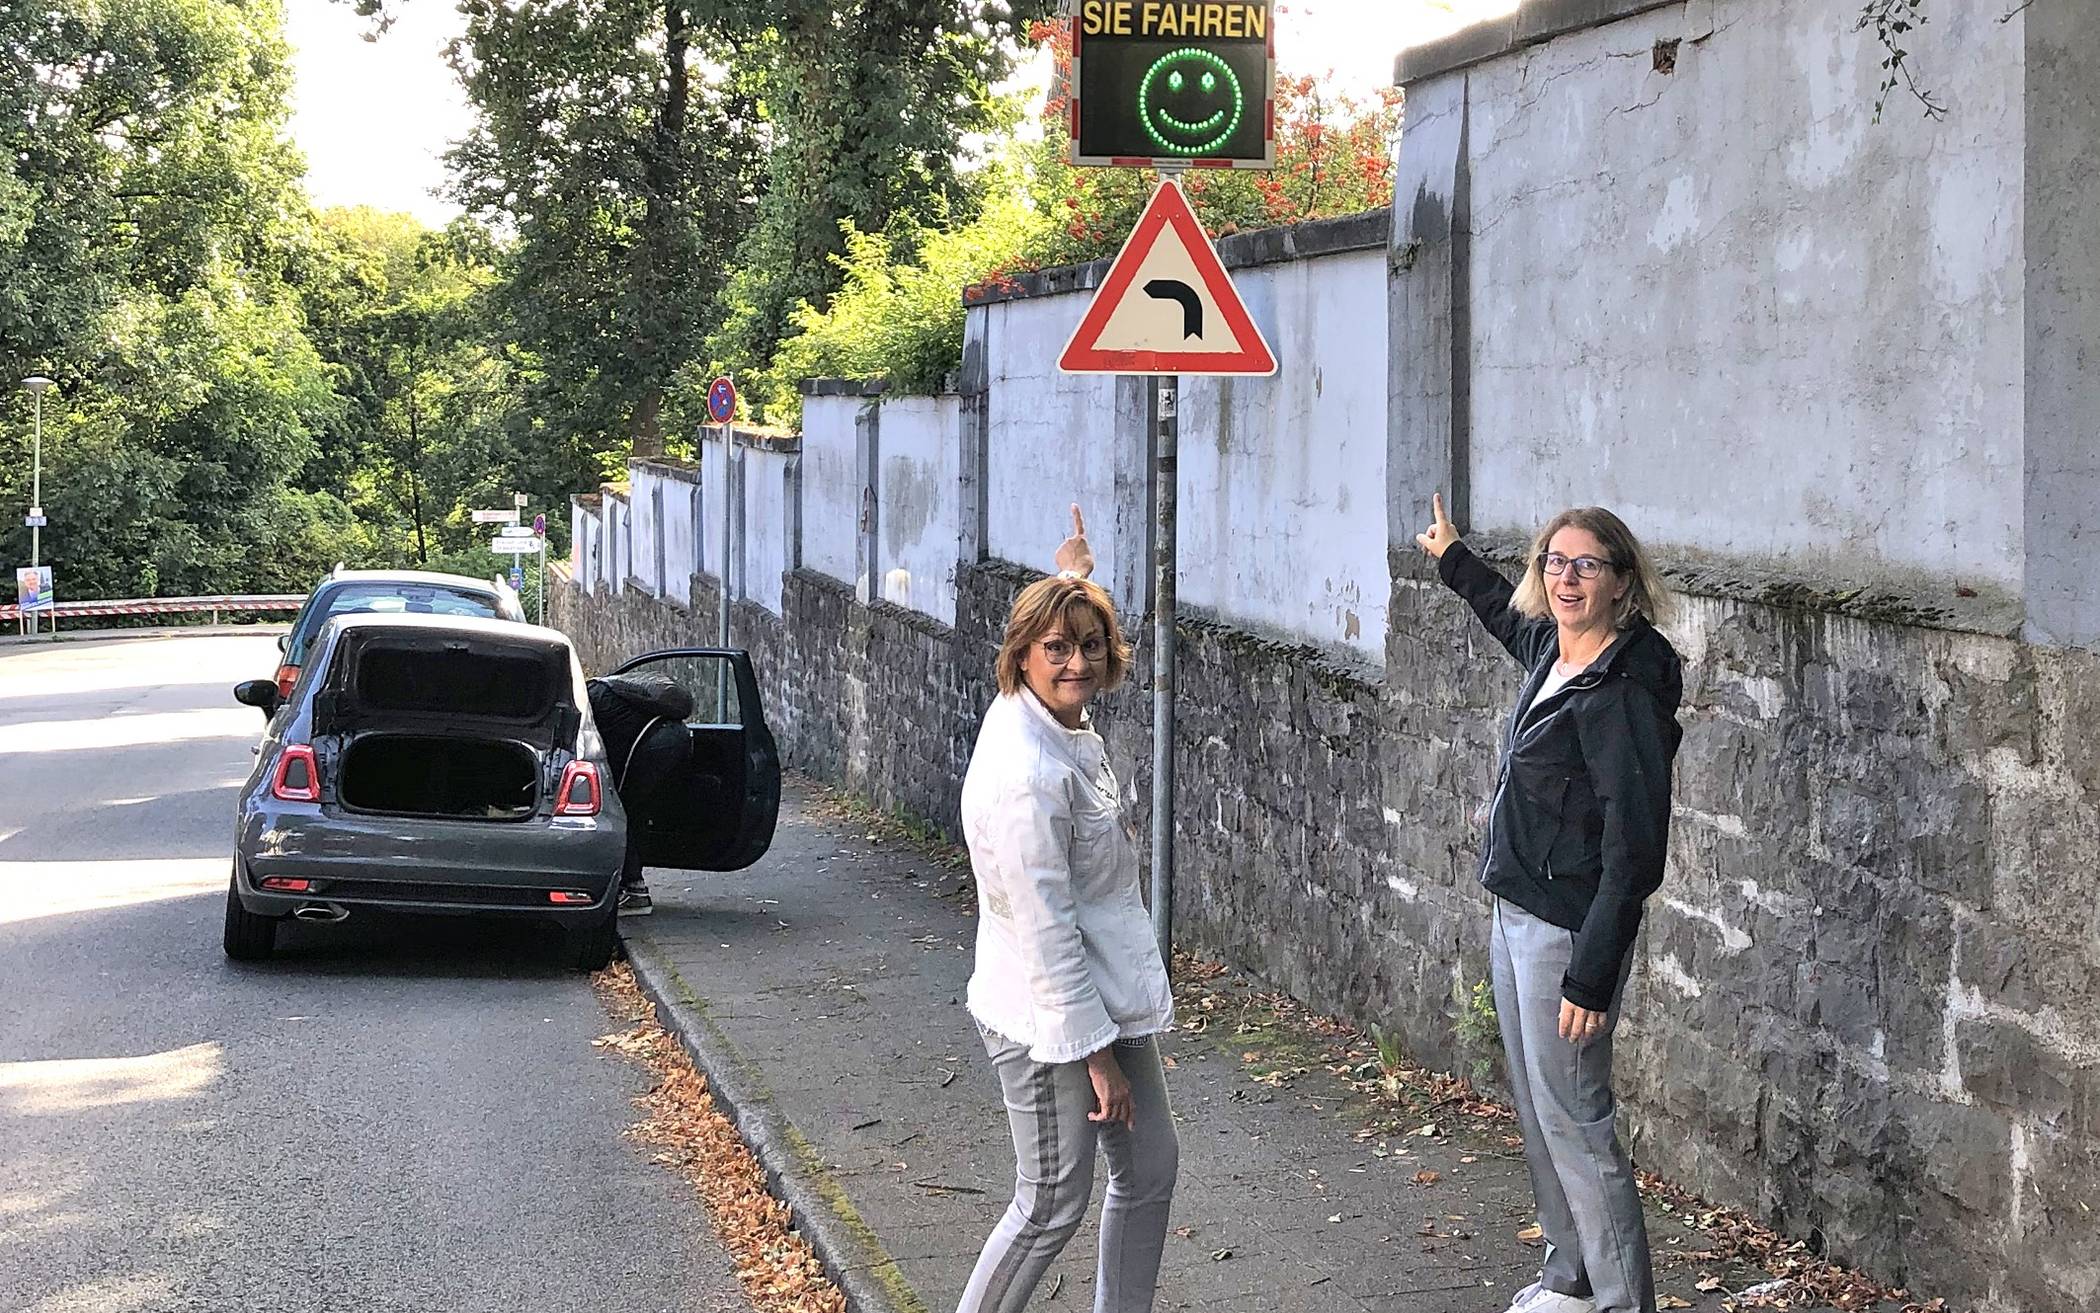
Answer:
[
  {"left": 717, "top": 420, "right": 732, "bottom": 718},
  {"left": 1149, "top": 374, "right": 1178, "bottom": 963}
]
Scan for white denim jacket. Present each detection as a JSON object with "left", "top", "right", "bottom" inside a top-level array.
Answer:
[{"left": 961, "top": 689, "right": 1174, "bottom": 1064}]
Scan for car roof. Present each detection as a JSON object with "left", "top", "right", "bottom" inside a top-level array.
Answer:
[
  {"left": 323, "top": 568, "right": 510, "bottom": 595},
  {"left": 323, "top": 612, "right": 569, "bottom": 648}
]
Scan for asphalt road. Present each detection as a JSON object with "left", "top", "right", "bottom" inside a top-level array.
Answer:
[{"left": 0, "top": 632, "right": 750, "bottom": 1313}]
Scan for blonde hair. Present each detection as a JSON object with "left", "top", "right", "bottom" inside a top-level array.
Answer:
[
  {"left": 995, "top": 576, "right": 1132, "bottom": 696},
  {"left": 1510, "top": 507, "right": 1674, "bottom": 629}
]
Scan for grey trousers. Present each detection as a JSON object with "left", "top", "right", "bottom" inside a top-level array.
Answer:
[
  {"left": 1490, "top": 897, "right": 1655, "bottom": 1313},
  {"left": 955, "top": 1028, "right": 1179, "bottom": 1313}
]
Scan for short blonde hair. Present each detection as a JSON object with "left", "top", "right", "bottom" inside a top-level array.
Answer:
[
  {"left": 1511, "top": 507, "right": 1674, "bottom": 629},
  {"left": 996, "top": 576, "right": 1132, "bottom": 696}
]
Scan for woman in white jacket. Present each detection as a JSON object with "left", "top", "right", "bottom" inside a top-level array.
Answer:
[{"left": 955, "top": 511, "right": 1178, "bottom": 1313}]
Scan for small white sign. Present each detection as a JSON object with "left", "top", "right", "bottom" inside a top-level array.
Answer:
[
  {"left": 23, "top": 514, "right": 45, "bottom": 528},
  {"left": 497, "top": 525, "right": 536, "bottom": 538},
  {"left": 490, "top": 537, "right": 545, "bottom": 554},
  {"left": 472, "top": 508, "right": 519, "bottom": 524}
]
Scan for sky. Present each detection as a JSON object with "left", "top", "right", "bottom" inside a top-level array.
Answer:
[{"left": 285, "top": 0, "right": 1518, "bottom": 227}]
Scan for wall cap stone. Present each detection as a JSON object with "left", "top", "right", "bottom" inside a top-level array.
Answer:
[
  {"left": 799, "top": 377, "right": 889, "bottom": 398},
  {"left": 961, "top": 208, "right": 1392, "bottom": 308},
  {"left": 1394, "top": 0, "right": 1680, "bottom": 86}
]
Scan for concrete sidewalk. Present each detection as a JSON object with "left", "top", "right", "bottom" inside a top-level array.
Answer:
[{"left": 621, "top": 779, "right": 1849, "bottom": 1313}]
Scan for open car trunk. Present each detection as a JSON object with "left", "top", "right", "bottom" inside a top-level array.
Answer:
[
  {"left": 338, "top": 734, "right": 539, "bottom": 820},
  {"left": 316, "top": 621, "right": 580, "bottom": 748}
]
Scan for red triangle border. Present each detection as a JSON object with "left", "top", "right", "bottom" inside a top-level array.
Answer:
[{"left": 1058, "top": 180, "right": 1278, "bottom": 377}]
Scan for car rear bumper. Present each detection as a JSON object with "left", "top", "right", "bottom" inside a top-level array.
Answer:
[{"left": 235, "top": 807, "right": 625, "bottom": 917}]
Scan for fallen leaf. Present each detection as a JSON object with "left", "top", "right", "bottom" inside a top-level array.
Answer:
[
  {"left": 1517, "top": 1225, "right": 1544, "bottom": 1245},
  {"left": 1172, "top": 1226, "right": 1195, "bottom": 1239},
  {"left": 1411, "top": 1170, "right": 1440, "bottom": 1187},
  {"left": 1698, "top": 1275, "right": 1724, "bottom": 1292},
  {"left": 1658, "top": 1298, "right": 1693, "bottom": 1310},
  {"left": 1413, "top": 1123, "right": 1439, "bottom": 1137}
]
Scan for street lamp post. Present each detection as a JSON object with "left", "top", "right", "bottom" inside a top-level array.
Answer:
[{"left": 20, "top": 375, "right": 53, "bottom": 637}]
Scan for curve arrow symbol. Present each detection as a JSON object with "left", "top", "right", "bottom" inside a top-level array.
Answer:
[{"left": 1143, "top": 279, "right": 1204, "bottom": 340}]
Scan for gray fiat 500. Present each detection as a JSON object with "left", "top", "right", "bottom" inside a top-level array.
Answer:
[{"left": 226, "top": 613, "right": 779, "bottom": 969}]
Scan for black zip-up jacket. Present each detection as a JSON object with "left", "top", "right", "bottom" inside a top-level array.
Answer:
[{"left": 1437, "top": 541, "right": 1684, "bottom": 1012}]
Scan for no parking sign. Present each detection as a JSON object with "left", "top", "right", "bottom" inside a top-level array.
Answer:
[{"left": 706, "top": 376, "right": 737, "bottom": 425}]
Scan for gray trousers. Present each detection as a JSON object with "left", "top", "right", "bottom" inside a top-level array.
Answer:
[
  {"left": 1491, "top": 897, "right": 1654, "bottom": 1313},
  {"left": 956, "top": 1028, "right": 1179, "bottom": 1313}
]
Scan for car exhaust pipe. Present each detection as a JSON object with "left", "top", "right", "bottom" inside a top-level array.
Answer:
[{"left": 293, "top": 902, "right": 350, "bottom": 924}]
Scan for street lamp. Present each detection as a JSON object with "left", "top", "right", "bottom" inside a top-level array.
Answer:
[{"left": 20, "top": 375, "right": 53, "bottom": 636}]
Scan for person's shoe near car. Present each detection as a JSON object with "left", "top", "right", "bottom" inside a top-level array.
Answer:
[{"left": 618, "top": 882, "right": 654, "bottom": 916}]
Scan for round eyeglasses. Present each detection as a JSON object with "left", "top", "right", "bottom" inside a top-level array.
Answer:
[{"left": 1038, "top": 635, "right": 1108, "bottom": 667}]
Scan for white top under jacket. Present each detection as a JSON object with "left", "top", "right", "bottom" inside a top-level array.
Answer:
[{"left": 961, "top": 689, "right": 1175, "bottom": 1064}]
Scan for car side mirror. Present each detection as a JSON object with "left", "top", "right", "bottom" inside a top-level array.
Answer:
[
  {"left": 276, "top": 633, "right": 289, "bottom": 652},
  {"left": 234, "top": 680, "right": 281, "bottom": 714}
]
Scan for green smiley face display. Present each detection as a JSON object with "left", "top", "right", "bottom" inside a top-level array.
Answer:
[{"left": 1137, "top": 48, "right": 1245, "bottom": 157}]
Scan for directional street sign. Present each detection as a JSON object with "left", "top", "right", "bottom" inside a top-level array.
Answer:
[
  {"left": 1058, "top": 178, "right": 1276, "bottom": 376},
  {"left": 490, "top": 537, "right": 545, "bottom": 554},
  {"left": 23, "top": 514, "right": 44, "bottom": 528},
  {"left": 1071, "top": 1, "right": 1276, "bottom": 168},
  {"left": 471, "top": 508, "right": 519, "bottom": 524},
  {"left": 498, "top": 524, "right": 536, "bottom": 538}
]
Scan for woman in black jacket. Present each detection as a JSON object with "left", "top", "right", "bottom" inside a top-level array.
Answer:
[{"left": 1417, "top": 495, "right": 1681, "bottom": 1313}]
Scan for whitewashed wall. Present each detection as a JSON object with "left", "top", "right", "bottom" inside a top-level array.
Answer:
[
  {"left": 879, "top": 395, "right": 962, "bottom": 625},
  {"left": 744, "top": 442, "right": 795, "bottom": 616},
  {"left": 1420, "top": 0, "right": 2025, "bottom": 598},
  {"left": 981, "top": 295, "right": 1123, "bottom": 589},
  {"left": 801, "top": 395, "right": 862, "bottom": 588},
  {"left": 1179, "top": 248, "right": 1389, "bottom": 662},
  {"left": 625, "top": 461, "right": 700, "bottom": 604}
]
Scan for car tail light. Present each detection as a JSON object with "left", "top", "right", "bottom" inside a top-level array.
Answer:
[
  {"left": 259, "top": 877, "right": 312, "bottom": 893},
  {"left": 553, "top": 761, "right": 601, "bottom": 816},
  {"left": 275, "top": 664, "right": 300, "bottom": 699},
  {"left": 548, "top": 890, "right": 594, "bottom": 905},
  {"left": 272, "top": 745, "right": 321, "bottom": 803}
]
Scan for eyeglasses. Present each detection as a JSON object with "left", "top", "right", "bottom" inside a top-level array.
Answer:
[
  {"left": 1538, "top": 552, "right": 1615, "bottom": 580},
  {"left": 1038, "top": 635, "right": 1108, "bottom": 667}
]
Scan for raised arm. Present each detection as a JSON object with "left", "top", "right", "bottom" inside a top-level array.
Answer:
[{"left": 1417, "top": 493, "right": 1551, "bottom": 669}]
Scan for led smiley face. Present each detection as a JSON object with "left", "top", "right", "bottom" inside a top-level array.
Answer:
[{"left": 1137, "top": 48, "right": 1244, "bottom": 157}]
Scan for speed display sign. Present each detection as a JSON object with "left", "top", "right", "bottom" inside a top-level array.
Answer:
[{"left": 1070, "top": 1, "right": 1276, "bottom": 169}]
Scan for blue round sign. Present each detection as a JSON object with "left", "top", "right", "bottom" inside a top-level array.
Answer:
[{"left": 706, "top": 376, "right": 737, "bottom": 425}]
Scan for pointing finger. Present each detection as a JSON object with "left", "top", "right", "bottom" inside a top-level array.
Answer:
[
  {"left": 1070, "top": 503, "right": 1086, "bottom": 539},
  {"left": 1432, "top": 492, "right": 1447, "bottom": 527}
]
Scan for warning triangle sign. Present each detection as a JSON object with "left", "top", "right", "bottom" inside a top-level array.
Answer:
[{"left": 1059, "top": 179, "right": 1277, "bottom": 377}]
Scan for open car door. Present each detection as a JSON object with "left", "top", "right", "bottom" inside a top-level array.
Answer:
[{"left": 608, "top": 648, "right": 781, "bottom": 871}]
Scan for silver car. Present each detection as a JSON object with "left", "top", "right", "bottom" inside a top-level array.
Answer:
[{"left": 226, "top": 613, "right": 780, "bottom": 969}]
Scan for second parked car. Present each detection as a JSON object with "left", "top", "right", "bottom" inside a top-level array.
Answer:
[{"left": 266, "top": 567, "right": 528, "bottom": 702}]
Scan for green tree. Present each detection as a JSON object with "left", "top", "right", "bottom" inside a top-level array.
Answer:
[
  {"left": 445, "top": 0, "right": 768, "bottom": 462},
  {"left": 1, "top": 0, "right": 362, "bottom": 600},
  {"left": 700, "top": 1, "right": 1054, "bottom": 419}
]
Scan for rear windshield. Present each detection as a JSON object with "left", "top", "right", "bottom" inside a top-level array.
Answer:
[
  {"left": 353, "top": 645, "right": 557, "bottom": 721},
  {"left": 289, "top": 583, "right": 502, "bottom": 665}
]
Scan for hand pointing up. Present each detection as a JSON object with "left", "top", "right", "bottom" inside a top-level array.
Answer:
[{"left": 1416, "top": 492, "right": 1461, "bottom": 559}]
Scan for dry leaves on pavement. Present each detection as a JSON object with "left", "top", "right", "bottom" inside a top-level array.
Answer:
[{"left": 592, "top": 964, "right": 848, "bottom": 1313}]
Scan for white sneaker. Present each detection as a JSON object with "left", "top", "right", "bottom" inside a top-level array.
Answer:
[{"left": 1512, "top": 1284, "right": 1598, "bottom": 1313}]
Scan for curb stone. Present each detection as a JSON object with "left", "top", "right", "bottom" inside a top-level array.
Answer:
[{"left": 620, "top": 929, "right": 931, "bottom": 1313}]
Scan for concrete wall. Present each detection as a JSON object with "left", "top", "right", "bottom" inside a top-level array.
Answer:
[
  {"left": 1178, "top": 246, "right": 1390, "bottom": 662},
  {"left": 1400, "top": 0, "right": 2028, "bottom": 612},
  {"left": 627, "top": 461, "right": 700, "bottom": 604},
  {"left": 744, "top": 439, "right": 796, "bottom": 617},
  {"left": 801, "top": 394, "right": 862, "bottom": 588},
  {"left": 979, "top": 293, "right": 1126, "bottom": 591},
  {"left": 877, "top": 394, "right": 962, "bottom": 626}
]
